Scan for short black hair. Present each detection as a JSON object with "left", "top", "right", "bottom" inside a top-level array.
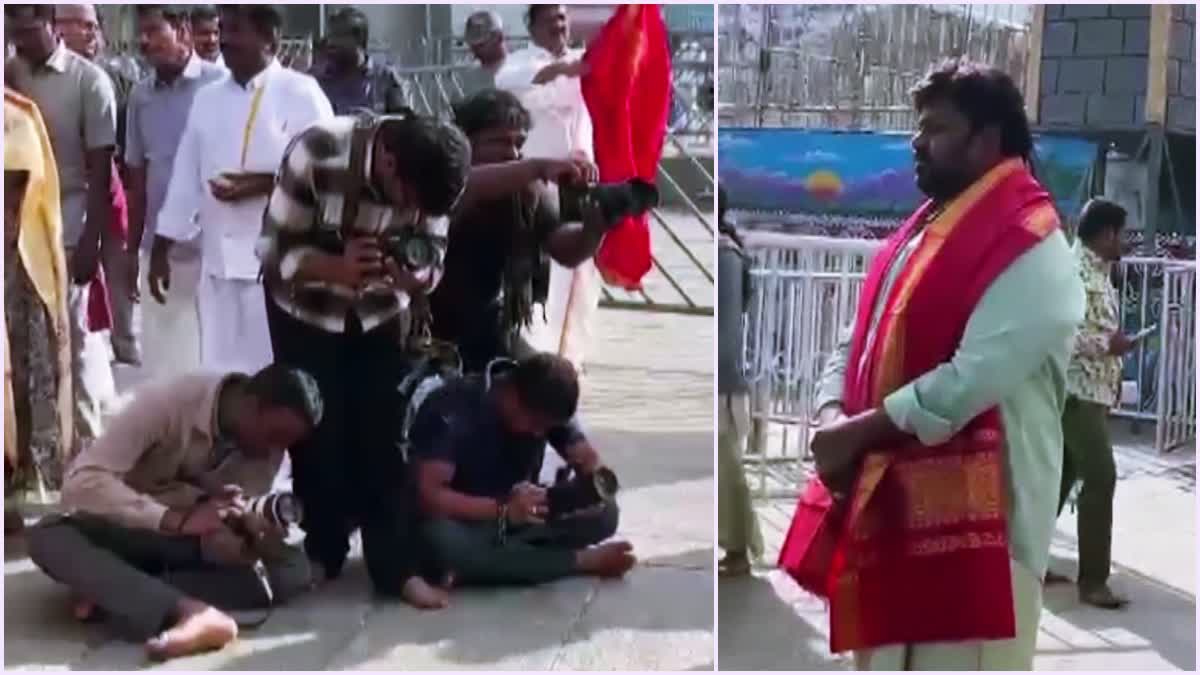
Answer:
[
  {"left": 378, "top": 115, "right": 471, "bottom": 216},
  {"left": 452, "top": 89, "right": 531, "bottom": 138},
  {"left": 246, "top": 364, "right": 324, "bottom": 429},
  {"left": 5, "top": 5, "right": 55, "bottom": 22},
  {"left": 511, "top": 353, "right": 579, "bottom": 423},
  {"left": 189, "top": 5, "right": 218, "bottom": 24},
  {"left": 1076, "top": 198, "right": 1127, "bottom": 241},
  {"left": 136, "top": 5, "right": 189, "bottom": 28},
  {"left": 526, "top": 4, "right": 563, "bottom": 27},
  {"left": 328, "top": 7, "right": 369, "bottom": 48},
  {"left": 911, "top": 59, "right": 1034, "bottom": 162},
  {"left": 219, "top": 4, "right": 282, "bottom": 42}
]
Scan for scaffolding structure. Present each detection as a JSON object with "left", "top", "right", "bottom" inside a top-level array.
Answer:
[{"left": 718, "top": 4, "right": 1033, "bottom": 130}]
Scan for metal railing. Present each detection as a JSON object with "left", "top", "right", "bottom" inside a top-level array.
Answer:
[{"left": 740, "top": 231, "right": 1197, "bottom": 497}]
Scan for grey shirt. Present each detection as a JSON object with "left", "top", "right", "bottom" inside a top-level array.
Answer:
[
  {"left": 9, "top": 41, "right": 117, "bottom": 246},
  {"left": 125, "top": 53, "right": 226, "bottom": 254},
  {"left": 718, "top": 232, "right": 749, "bottom": 394},
  {"left": 457, "top": 61, "right": 503, "bottom": 101}
]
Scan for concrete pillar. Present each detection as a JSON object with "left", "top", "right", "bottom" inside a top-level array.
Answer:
[
  {"left": 1146, "top": 4, "right": 1171, "bottom": 124},
  {"left": 1143, "top": 126, "right": 1164, "bottom": 254}
]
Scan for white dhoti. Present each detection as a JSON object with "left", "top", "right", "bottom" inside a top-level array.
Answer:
[
  {"left": 525, "top": 258, "right": 603, "bottom": 370},
  {"left": 139, "top": 249, "right": 202, "bottom": 380},
  {"left": 197, "top": 274, "right": 273, "bottom": 375},
  {"left": 854, "top": 558, "right": 1043, "bottom": 670}
]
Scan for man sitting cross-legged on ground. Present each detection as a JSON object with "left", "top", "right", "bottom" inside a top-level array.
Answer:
[
  {"left": 26, "top": 365, "right": 322, "bottom": 661},
  {"left": 412, "top": 352, "right": 635, "bottom": 586}
]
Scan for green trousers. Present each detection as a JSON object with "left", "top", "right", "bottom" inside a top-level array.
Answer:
[
  {"left": 718, "top": 393, "right": 763, "bottom": 558},
  {"left": 1057, "top": 395, "right": 1117, "bottom": 590},
  {"left": 423, "top": 503, "right": 618, "bottom": 586}
]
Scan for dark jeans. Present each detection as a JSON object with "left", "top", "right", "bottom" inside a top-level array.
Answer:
[
  {"left": 26, "top": 513, "right": 309, "bottom": 640},
  {"left": 1057, "top": 395, "right": 1117, "bottom": 590},
  {"left": 423, "top": 502, "right": 618, "bottom": 586},
  {"left": 264, "top": 297, "right": 422, "bottom": 595}
]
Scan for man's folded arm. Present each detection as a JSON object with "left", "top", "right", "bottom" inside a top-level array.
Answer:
[
  {"left": 416, "top": 460, "right": 502, "bottom": 521},
  {"left": 882, "top": 234, "right": 1086, "bottom": 446},
  {"left": 256, "top": 131, "right": 323, "bottom": 282},
  {"left": 61, "top": 388, "right": 175, "bottom": 532}
]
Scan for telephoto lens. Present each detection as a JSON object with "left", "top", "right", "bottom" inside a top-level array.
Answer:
[
  {"left": 558, "top": 179, "right": 660, "bottom": 226},
  {"left": 244, "top": 492, "right": 304, "bottom": 529}
]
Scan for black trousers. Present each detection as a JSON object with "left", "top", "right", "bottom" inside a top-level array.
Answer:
[
  {"left": 438, "top": 321, "right": 537, "bottom": 375},
  {"left": 264, "top": 297, "right": 420, "bottom": 596}
]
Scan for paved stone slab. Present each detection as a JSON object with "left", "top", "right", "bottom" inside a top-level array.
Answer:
[
  {"left": 5, "top": 303, "right": 717, "bottom": 670},
  {"left": 719, "top": 437, "right": 1196, "bottom": 671}
]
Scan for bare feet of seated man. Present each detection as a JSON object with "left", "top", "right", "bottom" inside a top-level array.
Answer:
[{"left": 145, "top": 598, "right": 238, "bottom": 661}]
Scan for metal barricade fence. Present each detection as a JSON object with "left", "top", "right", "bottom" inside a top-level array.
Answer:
[
  {"left": 1153, "top": 263, "right": 1197, "bottom": 451},
  {"left": 742, "top": 232, "right": 880, "bottom": 498},
  {"left": 741, "top": 232, "right": 1197, "bottom": 497}
]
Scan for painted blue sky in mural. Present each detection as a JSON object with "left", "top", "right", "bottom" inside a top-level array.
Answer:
[{"left": 720, "top": 128, "right": 1097, "bottom": 217}]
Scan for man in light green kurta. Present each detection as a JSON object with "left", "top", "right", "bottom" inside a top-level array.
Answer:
[{"left": 809, "top": 62, "right": 1086, "bottom": 670}]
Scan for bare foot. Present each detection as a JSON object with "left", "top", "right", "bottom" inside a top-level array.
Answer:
[
  {"left": 145, "top": 600, "right": 237, "bottom": 661},
  {"left": 402, "top": 576, "right": 450, "bottom": 610},
  {"left": 576, "top": 541, "right": 636, "bottom": 578}
]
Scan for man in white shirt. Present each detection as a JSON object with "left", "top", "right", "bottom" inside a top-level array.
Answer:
[
  {"left": 149, "top": 5, "right": 333, "bottom": 375},
  {"left": 495, "top": 4, "right": 600, "bottom": 371}
]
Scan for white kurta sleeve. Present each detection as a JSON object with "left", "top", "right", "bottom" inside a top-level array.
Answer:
[{"left": 155, "top": 100, "right": 204, "bottom": 243}]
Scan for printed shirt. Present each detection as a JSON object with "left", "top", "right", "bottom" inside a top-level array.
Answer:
[
  {"left": 156, "top": 59, "right": 333, "bottom": 281},
  {"left": 257, "top": 115, "right": 449, "bottom": 334},
  {"left": 1067, "top": 240, "right": 1122, "bottom": 407}
]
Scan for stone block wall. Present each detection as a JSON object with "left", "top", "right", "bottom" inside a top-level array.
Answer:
[
  {"left": 1039, "top": 4, "right": 1195, "bottom": 133},
  {"left": 1165, "top": 4, "right": 1195, "bottom": 132}
]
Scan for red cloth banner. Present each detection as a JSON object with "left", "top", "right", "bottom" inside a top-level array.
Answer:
[{"left": 581, "top": 4, "right": 671, "bottom": 290}]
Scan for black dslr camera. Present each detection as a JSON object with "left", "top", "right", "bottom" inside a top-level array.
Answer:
[
  {"left": 546, "top": 466, "right": 620, "bottom": 520},
  {"left": 558, "top": 179, "right": 660, "bottom": 228},
  {"left": 382, "top": 230, "right": 440, "bottom": 271}
]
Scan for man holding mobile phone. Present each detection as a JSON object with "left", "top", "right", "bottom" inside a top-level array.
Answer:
[{"left": 1045, "top": 198, "right": 1131, "bottom": 609}]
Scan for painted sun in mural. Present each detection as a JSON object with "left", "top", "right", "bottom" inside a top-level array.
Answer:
[{"left": 805, "top": 169, "right": 843, "bottom": 200}]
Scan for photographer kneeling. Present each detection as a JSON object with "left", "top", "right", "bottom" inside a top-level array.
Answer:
[
  {"left": 26, "top": 366, "right": 321, "bottom": 661},
  {"left": 411, "top": 353, "right": 635, "bottom": 586}
]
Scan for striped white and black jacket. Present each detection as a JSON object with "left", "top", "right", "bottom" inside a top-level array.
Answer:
[{"left": 256, "top": 115, "right": 448, "bottom": 334}]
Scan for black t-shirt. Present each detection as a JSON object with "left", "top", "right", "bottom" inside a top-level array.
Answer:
[
  {"left": 408, "top": 375, "right": 585, "bottom": 499},
  {"left": 429, "top": 184, "right": 561, "bottom": 346}
]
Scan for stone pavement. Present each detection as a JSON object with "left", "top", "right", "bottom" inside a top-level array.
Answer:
[
  {"left": 718, "top": 422, "right": 1196, "bottom": 671},
  {"left": 4, "top": 308, "right": 716, "bottom": 671}
]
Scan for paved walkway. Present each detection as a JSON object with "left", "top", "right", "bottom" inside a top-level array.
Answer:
[
  {"left": 4, "top": 308, "right": 716, "bottom": 671},
  {"left": 719, "top": 423, "right": 1196, "bottom": 671}
]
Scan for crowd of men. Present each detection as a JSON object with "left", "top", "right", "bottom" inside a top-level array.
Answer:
[
  {"left": 718, "top": 61, "right": 1136, "bottom": 670},
  {"left": 5, "top": 3, "right": 636, "bottom": 660}
]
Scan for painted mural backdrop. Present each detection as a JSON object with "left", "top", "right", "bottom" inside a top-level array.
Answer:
[{"left": 719, "top": 128, "right": 1097, "bottom": 218}]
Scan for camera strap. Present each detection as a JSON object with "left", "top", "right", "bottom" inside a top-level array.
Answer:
[{"left": 340, "top": 112, "right": 377, "bottom": 237}]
